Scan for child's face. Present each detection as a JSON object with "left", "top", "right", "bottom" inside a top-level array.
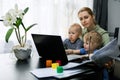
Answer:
[
  {"left": 83, "top": 40, "right": 97, "bottom": 53},
  {"left": 68, "top": 27, "right": 80, "bottom": 43}
]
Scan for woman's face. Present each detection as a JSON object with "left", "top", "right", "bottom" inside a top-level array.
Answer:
[{"left": 78, "top": 11, "right": 94, "bottom": 28}]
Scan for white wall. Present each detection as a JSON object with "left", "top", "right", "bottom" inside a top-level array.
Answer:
[{"left": 108, "top": 0, "right": 120, "bottom": 45}]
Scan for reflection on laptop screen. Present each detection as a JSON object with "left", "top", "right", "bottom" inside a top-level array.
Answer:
[{"left": 31, "top": 34, "right": 68, "bottom": 66}]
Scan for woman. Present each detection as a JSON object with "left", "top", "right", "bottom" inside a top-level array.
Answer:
[
  {"left": 78, "top": 7, "right": 110, "bottom": 47},
  {"left": 78, "top": 7, "right": 111, "bottom": 80}
]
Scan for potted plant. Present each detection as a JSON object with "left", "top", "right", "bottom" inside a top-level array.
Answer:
[{"left": 0, "top": 4, "right": 37, "bottom": 60}]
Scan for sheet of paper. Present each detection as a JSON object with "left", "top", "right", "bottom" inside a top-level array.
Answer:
[
  {"left": 54, "top": 69, "right": 83, "bottom": 79},
  {"left": 63, "top": 61, "right": 92, "bottom": 70},
  {"left": 67, "top": 54, "right": 88, "bottom": 61},
  {"left": 30, "top": 68, "right": 56, "bottom": 78},
  {"left": 30, "top": 67, "right": 81, "bottom": 78},
  {"left": 62, "top": 62, "right": 82, "bottom": 69}
]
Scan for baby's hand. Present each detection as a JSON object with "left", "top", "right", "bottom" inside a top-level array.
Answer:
[{"left": 65, "top": 49, "right": 73, "bottom": 54}]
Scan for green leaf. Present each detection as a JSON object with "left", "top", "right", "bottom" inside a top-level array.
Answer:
[
  {"left": 24, "top": 7, "right": 29, "bottom": 15},
  {"left": 26, "top": 23, "right": 37, "bottom": 31},
  {"left": 5, "top": 28, "right": 14, "bottom": 42},
  {"left": 15, "top": 18, "right": 22, "bottom": 28}
]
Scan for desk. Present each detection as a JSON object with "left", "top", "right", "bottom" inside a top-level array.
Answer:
[{"left": 0, "top": 53, "right": 102, "bottom": 80}]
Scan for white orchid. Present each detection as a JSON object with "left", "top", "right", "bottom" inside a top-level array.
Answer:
[
  {"left": 14, "top": 4, "right": 24, "bottom": 19},
  {"left": 1, "top": 4, "right": 37, "bottom": 47},
  {"left": 2, "top": 4, "right": 24, "bottom": 27},
  {"left": 2, "top": 11, "right": 16, "bottom": 27}
]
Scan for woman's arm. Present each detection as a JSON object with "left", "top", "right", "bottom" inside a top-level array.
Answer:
[{"left": 102, "top": 33, "right": 110, "bottom": 46}]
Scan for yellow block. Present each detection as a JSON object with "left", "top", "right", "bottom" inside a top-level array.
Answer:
[{"left": 52, "top": 63, "right": 59, "bottom": 69}]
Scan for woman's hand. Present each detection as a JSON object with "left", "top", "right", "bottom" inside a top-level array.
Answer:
[
  {"left": 104, "top": 60, "right": 114, "bottom": 69},
  {"left": 89, "top": 53, "right": 94, "bottom": 60}
]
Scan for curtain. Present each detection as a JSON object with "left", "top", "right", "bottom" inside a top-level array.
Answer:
[
  {"left": 0, "top": 0, "right": 93, "bottom": 53},
  {"left": 93, "top": 0, "right": 108, "bottom": 30}
]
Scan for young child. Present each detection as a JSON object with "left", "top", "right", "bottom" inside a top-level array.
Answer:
[
  {"left": 63, "top": 23, "right": 83, "bottom": 54},
  {"left": 66, "top": 30, "right": 109, "bottom": 80},
  {"left": 66, "top": 30, "right": 102, "bottom": 55}
]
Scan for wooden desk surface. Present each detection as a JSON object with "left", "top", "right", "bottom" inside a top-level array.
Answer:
[{"left": 0, "top": 53, "right": 101, "bottom": 80}]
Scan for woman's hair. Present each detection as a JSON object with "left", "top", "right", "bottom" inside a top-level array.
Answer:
[
  {"left": 78, "top": 7, "right": 96, "bottom": 24},
  {"left": 84, "top": 30, "right": 102, "bottom": 49},
  {"left": 70, "top": 23, "right": 82, "bottom": 35}
]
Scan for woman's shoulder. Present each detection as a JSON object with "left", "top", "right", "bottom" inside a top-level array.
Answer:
[
  {"left": 95, "top": 25, "right": 108, "bottom": 35},
  {"left": 82, "top": 28, "right": 88, "bottom": 36}
]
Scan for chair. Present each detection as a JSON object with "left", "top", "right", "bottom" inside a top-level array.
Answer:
[
  {"left": 109, "top": 27, "right": 120, "bottom": 80},
  {"left": 114, "top": 27, "right": 119, "bottom": 39},
  {"left": 109, "top": 27, "right": 119, "bottom": 40},
  {"left": 113, "top": 58, "right": 120, "bottom": 80}
]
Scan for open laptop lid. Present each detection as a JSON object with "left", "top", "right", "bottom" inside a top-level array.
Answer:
[{"left": 31, "top": 34, "right": 68, "bottom": 65}]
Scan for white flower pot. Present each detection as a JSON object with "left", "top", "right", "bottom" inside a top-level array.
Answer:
[{"left": 13, "top": 45, "right": 32, "bottom": 60}]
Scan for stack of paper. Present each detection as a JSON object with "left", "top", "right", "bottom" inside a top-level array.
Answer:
[
  {"left": 30, "top": 68, "right": 82, "bottom": 78},
  {"left": 30, "top": 62, "right": 91, "bottom": 79}
]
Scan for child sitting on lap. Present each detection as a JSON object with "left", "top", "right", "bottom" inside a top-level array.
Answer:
[
  {"left": 66, "top": 30, "right": 109, "bottom": 80},
  {"left": 63, "top": 23, "right": 83, "bottom": 54},
  {"left": 66, "top": 30, "right": 102, "bottom": 55}
]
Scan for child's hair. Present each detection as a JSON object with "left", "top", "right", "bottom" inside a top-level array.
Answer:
[
  {"left": 84, "top": 30, "right": 102, "bottom": 49},
  {"left": 69, "top": 23, "right": 82, "bottom": 35}
]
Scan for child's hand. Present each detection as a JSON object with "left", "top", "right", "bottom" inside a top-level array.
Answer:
[{"left": 65, "top": 49, "right": 73, "bottom": 54}]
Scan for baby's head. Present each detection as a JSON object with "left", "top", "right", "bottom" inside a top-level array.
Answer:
[
  {"left": 83, "top": 31, "right": 102, "bottom": 53},
  {"left": 68, "top": 23, "right": 82, "bottom": 43}
]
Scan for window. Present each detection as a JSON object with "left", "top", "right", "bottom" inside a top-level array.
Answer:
[{"left": 0, "top": 0, "right": 93, "bottom": 53}]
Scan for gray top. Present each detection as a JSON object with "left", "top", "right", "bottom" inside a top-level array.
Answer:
[{"left": 63, "top": 38, "right": 83, "bottom": 49}]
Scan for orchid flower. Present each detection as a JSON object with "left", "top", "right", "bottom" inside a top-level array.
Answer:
[{"left": 1, "top": 4, "right": 37, "bottom": 47}]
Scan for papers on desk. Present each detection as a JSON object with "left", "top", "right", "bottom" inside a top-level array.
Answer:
[
  {"left": 55, "top": 69, "right": 85, "bottom": 79},
  {"left": 30, "top": 62, "right": 88, "bottom": 79},
  {"left": 63, "top": 62, "right": 81, "bottom": 69},
  {"left": 67, "top": 54, "right": 88, "bottom": 61},
  {"left": 62, "top": 60, "right": 92, "bottom": 70},
  {"left": 31, "top": 68, "right": 82, "bottom": 79}
]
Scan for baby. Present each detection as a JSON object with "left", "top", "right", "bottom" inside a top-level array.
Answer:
[{"left": 63, "top": 23, "right": 83, "bottom": 54}]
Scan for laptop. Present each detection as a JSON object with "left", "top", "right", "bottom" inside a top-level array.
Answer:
[{"left": 31, "top": 34, "right": 68, "bottom": 66}]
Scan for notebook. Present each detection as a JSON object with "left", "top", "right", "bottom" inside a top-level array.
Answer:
[{"left": 31, "top": 34, "right": 86, "bottom": 66}]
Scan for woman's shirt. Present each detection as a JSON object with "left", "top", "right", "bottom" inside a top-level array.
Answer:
[{"left": 82, "top": 25, "right": 110, "bottom": 46}]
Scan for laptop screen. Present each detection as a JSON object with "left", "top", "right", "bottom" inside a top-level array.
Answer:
[{"left": 31, "top": 34, "right": 68, "bottom": 65}]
